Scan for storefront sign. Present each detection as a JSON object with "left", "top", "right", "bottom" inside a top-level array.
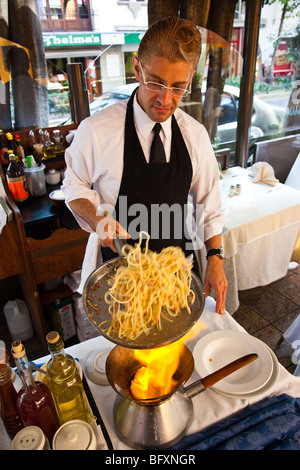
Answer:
[{"left": 43, "top": 32, "right": 144, "bottom": 48}]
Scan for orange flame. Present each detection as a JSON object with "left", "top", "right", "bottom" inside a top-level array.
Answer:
[{"left": 130, "top": 321, "right": 206, "bottom": 400}]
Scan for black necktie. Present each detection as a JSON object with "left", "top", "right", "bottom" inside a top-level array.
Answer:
[{"left": 150, "top": 123, "right": 166, "bottom": 163}]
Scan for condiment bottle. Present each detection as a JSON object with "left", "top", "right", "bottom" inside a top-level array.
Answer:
[
  {"left": 29, "top": 129, "right": 43, "bottom": 166},
  {"left": 12, "top": 425, "right": 50, "bottom": 450},
  {"left": 0, "top": 341, "right": 23, "bottom": 439},
  {"left": 46, "top": 331, "right": 91, "bottom": 425},
  {"left": 6, "top": 132, "right": 16, "bottom": 155},
  {"left": 14, "top": 134, "right": 25, "bottom": 167},
  {"left": 0, "top": 129, "right": 9, "bottom": 169},
  {"left": 11, "top": 340, "right": 60, "bottom": 444},
  {"left": 52, "top": 420, "right": 97, "bottom": 450},
  {"left": 29, "top": 129, "right": 37, "bottom": 153},
  {"left": 42, "top": 131, "right": 55, "bottom": 160},
  {"left": 6, "top": 153, "right": 29, "bottom": 203},
  {"left": 52, "top": 130, "right": 66, "bottom": 158}
]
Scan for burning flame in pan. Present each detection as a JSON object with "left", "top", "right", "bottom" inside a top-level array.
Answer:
[{"left": 130, "top": 321, "right": 206, "bottom": 400}]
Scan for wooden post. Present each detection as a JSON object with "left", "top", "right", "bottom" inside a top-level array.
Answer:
[
  {"left": 180, "top": 0, "right": 211, "bottom": 27},
  {"left": 235, "top": 0, "right": 262, "bottom": 167},
  {"left": 147, "top": 0, "right": 180, "bottom": 26},
  {"left": 8, "top": 0, "right": 49, "bottom": 130},
  {"left": 0, "top": 0, "right": 12, "bottom": 130}
]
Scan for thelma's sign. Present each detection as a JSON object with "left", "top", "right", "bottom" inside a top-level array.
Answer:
[{"left": 43, "top": 32, "right": 144, "bottom": 48}]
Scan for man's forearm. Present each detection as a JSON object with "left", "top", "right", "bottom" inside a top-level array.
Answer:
[
  {"left": 205, "top": 234, "right": 222, "bottom": 252},
  {"left": 68, "top": 198, "right": 102, "bottom": 232}
]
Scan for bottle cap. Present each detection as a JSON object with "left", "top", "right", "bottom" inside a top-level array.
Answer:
[
  {"left": 12, "top": 426, "right": 50, "bottom": 450},
  {"left": 52, "top": 420, "right": 97, "bottom": 450},
  {"left": 46, "top": 331, "right": 64, "bottom": 352},
  {"left": 46, "top": 331, "right": 60, "bottom": 344},
  {"left": 11, "top": 340, "right": 25, "bottom": 358}
]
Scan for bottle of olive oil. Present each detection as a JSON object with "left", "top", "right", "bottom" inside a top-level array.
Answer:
[{"left": 46, "top": 331, "right": 91, "bottom": 425}]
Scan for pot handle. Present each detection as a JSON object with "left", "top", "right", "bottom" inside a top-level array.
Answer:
[
  {"left": 183, "top": 353, "right": 258, "bottom": 399},
  {"left": 184, "top": 379, "right": 206, "bottom": 399}
]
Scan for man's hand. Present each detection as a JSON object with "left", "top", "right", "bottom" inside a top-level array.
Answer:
[
  {"left": 204, "top": 256, "right": 228, "bottom": 315},
  {"left": 96, "top": 215, "right": 130, "bottom": 252},
  {"left": 68, "top": 198, "right": 130, "bottom": 252}
]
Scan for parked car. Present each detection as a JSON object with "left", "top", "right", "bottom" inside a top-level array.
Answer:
[
  {"left": 59, "top": 82, "right": 284, "bottom": 143},
  {"left": 89, "top": 83, "right": 139, "bottom": 112},
  {"left": 210, "top": 84, "right": 284, "bottom": 142}
]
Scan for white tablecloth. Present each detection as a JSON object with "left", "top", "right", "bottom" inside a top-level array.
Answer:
[
  {"left": 218, "top": 166, "right": 300, "bottom": 313},
  {"left": 2, "top": 297, "right": 299, "bottom": 450}
]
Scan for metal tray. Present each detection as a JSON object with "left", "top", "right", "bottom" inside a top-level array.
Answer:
[{"left": 82, "top": 257, "right": 205, "bottom": 349}]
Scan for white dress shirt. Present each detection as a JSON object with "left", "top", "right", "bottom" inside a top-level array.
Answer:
[{"left": 63, "top": 93, "right": 224, "bottom": 245}]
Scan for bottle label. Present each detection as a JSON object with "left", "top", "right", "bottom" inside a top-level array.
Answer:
[{"left": 7, "top": 176, "right": 29, "bottom": 202}]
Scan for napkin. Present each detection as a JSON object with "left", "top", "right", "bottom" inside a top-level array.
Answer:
[
  {"left": 249, "top": 162, "right": 279, "bottom": 186},
  {"left": 77, "top": 232, "right": 101, "bottom": 294},
  {"left": 170, "top": 394, "right": 300, "bottom": 450},
  {"left": 283, "top": 314, "right": 300, "bottom": 377}
]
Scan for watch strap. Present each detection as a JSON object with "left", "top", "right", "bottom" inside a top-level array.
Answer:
[{"left": 206, "top": 248, "right": 224, "bottom": 260}]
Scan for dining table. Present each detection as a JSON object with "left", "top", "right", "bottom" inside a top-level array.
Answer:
[
  {"left": 2, "top": 296, "right": 300, "bottom": 451},
  {"left": 203, "top": 165, "right": 300, "bottom": 314}
]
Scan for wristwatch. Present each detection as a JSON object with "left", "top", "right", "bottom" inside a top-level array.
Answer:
[{"left": 206, "top": 248, "right": 225, "bottom": 260}]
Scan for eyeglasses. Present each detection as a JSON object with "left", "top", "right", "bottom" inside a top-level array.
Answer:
[{"left": 139, "top": 62, "right": 191, "bottom": 98}]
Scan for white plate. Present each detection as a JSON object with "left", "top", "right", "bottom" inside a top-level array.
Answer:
[
  {"left": 214, "top": 346, "right": 279, "bottom": 399},
  {"left": 84, "top": 350, "right": 110, "bottom": 386},
  {"left": 193, "top": 330, "right": 274, "bottom": 395}
]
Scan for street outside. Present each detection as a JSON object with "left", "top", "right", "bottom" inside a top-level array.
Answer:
[{"left": 48, "top": 87, "right": 293, "bottom": 139}]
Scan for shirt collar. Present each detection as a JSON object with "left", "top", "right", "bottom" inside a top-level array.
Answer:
[{"left": 133, "top": 91, "right": 172, "bottom": 141}]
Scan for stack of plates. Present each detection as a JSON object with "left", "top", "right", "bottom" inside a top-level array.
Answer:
[{"left": 193, "top": 330, "right": 279, "bottom": 398}]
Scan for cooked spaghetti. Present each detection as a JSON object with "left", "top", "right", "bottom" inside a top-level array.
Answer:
[{"left": 103, "top": 232, "right": 195, "bottom": 340}]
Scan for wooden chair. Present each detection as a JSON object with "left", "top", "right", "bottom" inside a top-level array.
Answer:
[{"left": 0, "top": 162, "right": 48, "bottom": 349}]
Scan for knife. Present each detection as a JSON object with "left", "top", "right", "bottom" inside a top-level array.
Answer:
[{"left": 184, "top": 353, "right": 258, "bottom": 398}]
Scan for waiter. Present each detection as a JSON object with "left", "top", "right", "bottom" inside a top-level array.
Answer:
[{"left": 63, "top": 16, "right": 228, "bottom": 314}]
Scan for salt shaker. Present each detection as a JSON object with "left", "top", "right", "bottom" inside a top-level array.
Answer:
[{"left": 12, "top": 426, "right": 50, "bottom": 450}]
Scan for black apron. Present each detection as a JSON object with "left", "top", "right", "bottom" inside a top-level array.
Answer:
[{"left": 102, "top": 88, "right": 200, "bottom": 277}]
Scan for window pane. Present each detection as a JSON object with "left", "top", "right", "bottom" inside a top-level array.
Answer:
[
  {"left": 65, "top": 0, "right": 76, "bottom": 20},
  {"left": 253, "top": 7, "right": 300, "bottom": 145},
  {"left": 78, "top": 0, "right": 89, "bottom": 18},
  {"left": 49, "top": 0, "right": 62, "bottom": 19},
  {"left": 37, "top": 0, "right": 47, "bottom": 20}
]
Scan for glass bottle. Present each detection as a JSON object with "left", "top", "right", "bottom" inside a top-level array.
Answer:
[
  {"left": 6, "top": 132, "right": 16, "bottom": 155},
  {"left": 42, "top": 131, "right": 55, "bottom": 160},
  {"left": 14, "top": 134, "right": 25, "bottom": 167},
  {"left": 0, "top": 129, "right": 9, "bottom": 169},
  {"left": 46, "top": 331, "right": 91, "bottom": 425},
  {"left": 29, "top": 129, "right": 37, "bottom": 153},
  {"left": 28, "top": 129, "right": 43, "bottom": 166},
  {"left": 0, "top": 344, "right": 23, "bottom": 439},
  {"left": 11, "top": 340, "right": 60, "bottom": 444},
  {"left": 52, "top": 130, "right": 66, "bottom": 158},
  {"left": 6, "top": 153, "right": 29, "bottom": 203}
]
